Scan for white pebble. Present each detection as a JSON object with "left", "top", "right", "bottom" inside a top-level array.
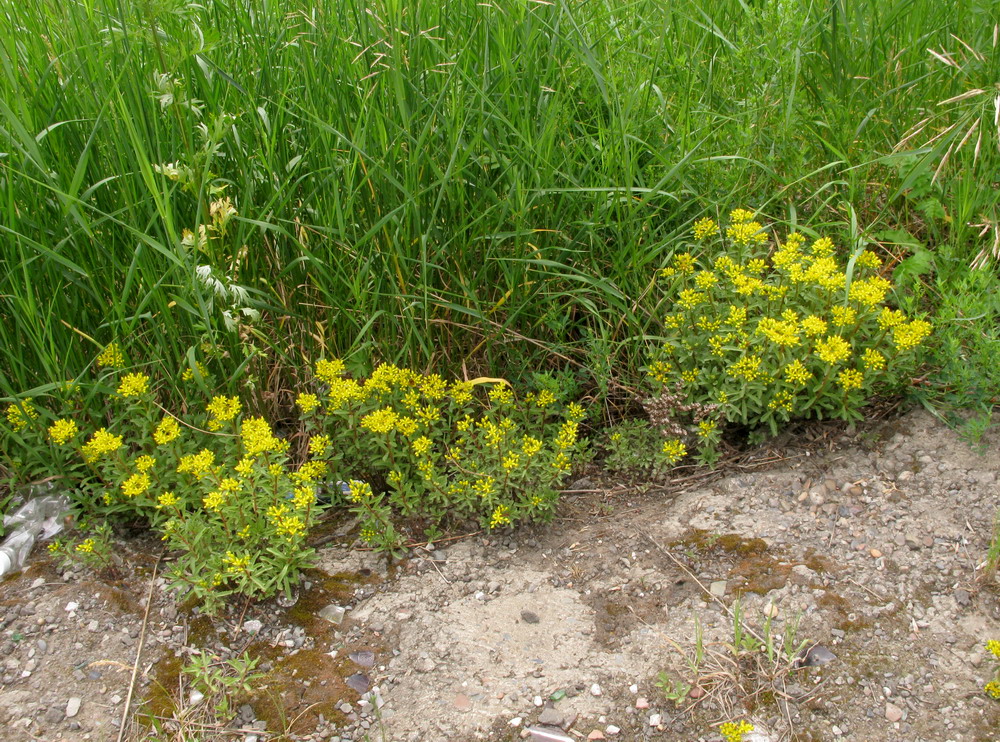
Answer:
[{"left": 590, "top": 683, "right": 602, "bottom": 697}]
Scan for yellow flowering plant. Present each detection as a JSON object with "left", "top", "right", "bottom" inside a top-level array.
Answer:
[
  {"left": 648, "top": 208, "right": 932, "bottom": 446},
  {"left": 301, "top": 363, "right": 583, "bottom": 551}
]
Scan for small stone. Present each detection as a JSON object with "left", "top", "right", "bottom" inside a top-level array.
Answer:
[
  {"left": 628, "top": 684, "right": 638, "bottom": 694},
  {"left": 870, "top": 549, "right": 882, "bottom": 558},
  {"left": 688, "top": 686, "right": 705, "bottom": 699},
  {"left": 649, "top": 713, "right": 662, "bottom": 727},
  {"left": 885, "top": 702, "right": 903, "bottom": 723},
  {"left": 971, "top": 652, "right": 984, "bottom": 668},
  {"left": 510, "top": 717, "right": 523, "bottom": 727},
  {"left": 635, "top": 697, "right": 649, "bottom": 709},
  {"left": 64, "top": 602, "right": 79, "bottom": 612},
  {"left": 590, "top": 683, "right": 602, "bottom": 697},
  {"left": 533, "top": 696, "right": 544, "bottom": 707},
  {"left": 318, "top": 604, "right": 346, "bottom": 625},
  {"left": 65, "top": 697, "right": 81, "bottom": 718},
  {"left": 605, "top": 725, "right": 620, "bottom": 735},
  {"left": 954, "top": 589, "right": 971, "bottom": 607},
  {"left": 453, "top": 693, "right": 471, "bottom": 712},
  {"left": 538, "top": 707, "right": 564, "bottom": 726},
  {"left": 520, "top": 610, "right": 540, "bottom": 624},
  {"left": 190, "top": 690, "right": 205, "bottom": 705},
  {"left": 709, "top": 581, "right": 727, "bottom": 598},
  {"left": 763, "top": 602, "right": 779, "bottom": 618},
  {"left": 587, "top": 732, "right": 606, "bottom": 741},
  {"left": 243, "top": 620, "right": 263, "bottom": 634}
]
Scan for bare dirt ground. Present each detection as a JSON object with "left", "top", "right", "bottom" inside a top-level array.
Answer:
[{"left": 1, "top": 406, "right": 998, "bottom": 742}]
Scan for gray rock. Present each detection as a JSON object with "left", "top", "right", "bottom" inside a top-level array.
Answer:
[
  {"left": 537, "top": 707, "right": 564, "bottom": 726},
  {"left": 65, "top": 697, "right": 81, "bottom": 718}
]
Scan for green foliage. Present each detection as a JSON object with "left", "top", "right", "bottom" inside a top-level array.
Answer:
[
  {"left": 47, "top": 520, "right": 117, "bottom": 574},
  {"left": 0, "top": 0, "right": 994, "bottom": 414},
  {"left": 299, "top": 362, "right": 585, "bottom": 551},
  {"left": 646, "top": 211, "right": 932, "bottom": 438}
]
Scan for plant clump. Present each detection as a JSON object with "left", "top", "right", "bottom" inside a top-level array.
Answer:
[{"left": 644, "top": 209, "right": 931, "bottom": 457}]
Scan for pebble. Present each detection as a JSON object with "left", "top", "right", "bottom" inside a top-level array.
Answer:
[
  {"left": 510, "top": 717, "right": 523, "bottom": 727},
  {"left": 65, "top": 697, "right": 81, "bottom": 718},
  {"left": 635, "top": 697, "right": 649, "bottom": 709},
  {"left": 538, "top": 707, "right": 564, "bottom": 726},
  {"left": 605, "top": 725, "right": 620, "bottom": 735},
  {"left": 590, "top": 683, "right": 602, "bottom": 697},
  {"left": 885, "top": 702, "right": 904, "bottom": 722},
  {"left": 587, "top": 732, "right": 605, "bottom": 740},
  {"left": 649, "top": 713, "right": 662, "bottom": 726},
  {"left": 709, "top": 581, "right": 727, "bottom": 598}
]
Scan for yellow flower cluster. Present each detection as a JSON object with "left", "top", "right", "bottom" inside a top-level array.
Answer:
[
  {"left": 784, "top": 360, "right": 813, "bottom": 386},
  {"left": 522, "top": 436, "right": 543, "bottom": 457},
  {"left": 117, "top": 372, "right": 150, "bottom": 398},
  {"left": 48, "top": 418, "right": 78, "bottom": 445},
  {"left": 838, "top": 369, "right": 864, "bottom": 391},
  {"left": 451, "top": 381, "right": 475, "bottom": 405},
  {"left": 361, "top": 407, "right": 398, "bottom": 434},
  {"left": 82, "top": 428, "right": 124, "bottom": 462},
  {"left": 815, "top": 335, "right": 851, "bottom": 365},
  {"left": 296, "top": 393, "right": 320, "bottom": 414},
  {"left": 489, "top": 504, "right": 512, "bottom": 529},
  {"left": 275, "top": 513, "right": 306, "bottom": 538},
  {"left": 308, "top": 434, "right": 331, "bottom": 456},
  {"left": 661, "top": 439, "right": 687, "bottom": 464},
  {"left": 157, "top": 491, "right": 179, "bottom": 508},
  {"left": 985, "top": 681, "right": 1000, "bottom": 699},
  {"left": 891, "top": 319, "right": 932, "bottom": 351},
  {"left": 727, "top": 220, "right": 768, "bottom": 246},
  {"left": 121, "top": 472, "right": 151, "bottom": 498},
  {"left": 801, "top": 315, "right": 827, "bottom": 337},
  {"left": 315, "top": 358, "right": 346, "bottom": 384},
  {"left": 181, "top": 361, "right": 209, "bottom": 382},
  {"left": 154, "top": 416, "right": 181, "bottom": 445},
  {"left": 135, "top": 455, "right": 156, "bottom": 472},
  {"left": 242, "top": 417, "right": 282, "bottom": 456},
  {"left": 6, "top": 399, "right": 38, "bottom": 431},
  {"left": 757, "top": 317, "right": 800, "bottom": 347},
  {"left": 555, "top": 420, "right": 579, "bottom": 449},
  {"left": 769, "top": 390, "right": 794, "bottom": 413},
  {"left": 178, "top": 448, "right": 216, "bottom": 477},
  {"left": 223, "top": 551, "right": 251, "bottom": 573},
  {"left": 488, "top": 384, "right": 514, "bottom": 405},
  {"left": 693, "top": 217, "right": 719, "bottom": 240},
  {"left": 76, "top": 538, "right": 96, "bottom": 554},
  {"left": 830, "top": 305, "right": 857, "bottom": 327},
  {"left": 206, "top": 395, "right": 241, "bottom": 429},
  {"left": 719, "top": 719, "right": 754, "bottom": 742},
  {"left": 848, "top": 276, "right": 891, "bottom": 307},
  {"left": 861, "top": 349, "right": 886, "bottom": 371},
  {"left": 728, "top": 355, "right": 763, "bottom": 382},
  {"left": 96, "top": 342, "right": 125, "bottom": 368}
]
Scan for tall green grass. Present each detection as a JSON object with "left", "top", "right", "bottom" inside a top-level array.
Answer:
[{"left": 1, "top": 0, "right": 996, "bottom": 415}]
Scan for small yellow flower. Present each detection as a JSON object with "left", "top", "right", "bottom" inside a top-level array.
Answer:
[
  {"left": 815, "top": 335, "right": 851, "bottom": 365},
  {"left": 661, "top": 439, "right": 687, "bottom": 464},
  {"left": 315, "top": 358, "right": 346, "bottom": 384},
  {"left": 891, "top": 319, "right": 932, "bottom": 351},
  {"left": 861, "top": 349, "right": 886, "bottom": 371},
  {"left": 82, "top": 428, "right": 124, "bottom": 462},
  {"left": 411, "top": 436, "right": 433, "bottom": 457},
  {"left": 121, "top": 473, "right": 151, "bottom": 498},
  {"left": 5, "top": 399, "right": 39, "bottom": 431},
  {"left": 117, "top": 372, "right": 150, "bottom": 398},
  {"left": 157, "top": 491, "right": 179, "bottom": 508},
  {"left": 697, "top": 419, "right": 717, "bottom": 439},
  {"left": 488, "top": 385, "right": 514, "bottom": 405},
  {"left": 672, "top": 252, "right": 696, "bottom": 273},
  {"left": 48, "top": 418, "right": 78, "bottom": 445},
  {"left": 489, "top": 504, "right": 512, "bottom": 529},
  {"left": 361, "top": 407, "right": 398, "bottom": 435},
  {"left": 135, "top": 455, "right": 156, "bottom": 473},
  {"left": 985, "top": 681, "right": 1000, "bottom": 699},
  {"left": 692, "top": 217, "right": 719, "bottom": 240},
  {"left": 729, "top": 208, "right": 755, "bottom": 223},
  {"left": 784, "top": 359, "right": 813, "bottom": 386},
  {"left": 154, "top": 416, "right": 181, "bottom": 445},
  {"left": 76, "top": 538, "right": 96, "bottom": 554},
  {"left": 986, "top": 640, "right": 1000, "bottom": 659},
  {"left": 801, "top": 316, "right": 828, "bottom": 337},
  {"left": 308, "top": 434, "right": 331, "bottom": 457},
  {"left": 719, "top": 719, "right": 754, "bottom": 742},
  {"left": 838, "top": 369, "right": 864, "bottom": 391},
  {"left": 96, "top": 342, "right": 125, "bottom": 368},
  {"left": 207, "top": 395, "right": 241, "bottom": 422},
  {"left": 830, "top": 305, "right": 857, "bottom": 327},
  {"left": 502, "top": 452, "right": 520, "bottom": 471},
  {"left": 296, "top": 393, "right": 320, "bottom": 414}
]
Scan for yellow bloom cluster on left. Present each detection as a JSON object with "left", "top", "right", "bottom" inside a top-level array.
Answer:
[{"left": 5, "top": 399, "right": 38, "bottom": 431}]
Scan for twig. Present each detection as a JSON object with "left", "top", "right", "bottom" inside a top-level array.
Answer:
[{"left": 117, "top": 552, "right": 162, "bottom": 742}]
